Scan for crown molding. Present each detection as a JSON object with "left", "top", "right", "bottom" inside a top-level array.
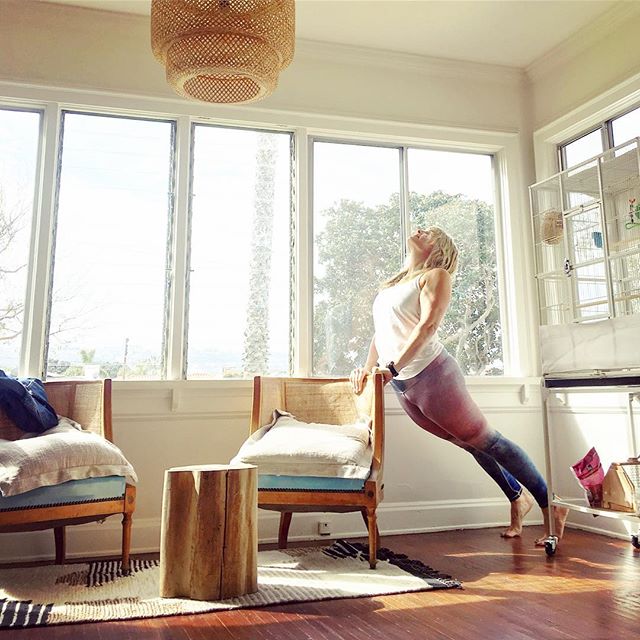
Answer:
[
  {"left": 526, "top": 2, "right": 640, "bottom": 83},
  {"left": 295, "top": 39, "right": 526, "bottom": 87},
  {"left": 0, "top": 79, "right": 522, "bottom": 142},
  {"left": 533, "top": 69, "right": 640, "bottom": 141}
]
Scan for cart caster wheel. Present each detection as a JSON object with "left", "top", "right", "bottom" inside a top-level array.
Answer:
[
  {"left": 632, "top": 535, "right": 640, "bottom": 550},
  {"left": 544, "top": 536, "right": 557, "bottom": 556}
]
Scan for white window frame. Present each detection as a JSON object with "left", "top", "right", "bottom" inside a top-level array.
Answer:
[
  {"left": 557, "top": 101, "right": 640, "bottom": 171},
  {"left": 308, "top": 137, "right": 507, "bottom": 377},
  {"left": 0, "top": 81, "right": 533, "bottom": 381},
  {"left": 40, "top": 108, "right": 177, "bottom": 380},
  {"left": 183, "top": 120, "right": 296, "bottom": 380},
  {"left": 0, "top": 105, "right": 45, "bottom": 374}
]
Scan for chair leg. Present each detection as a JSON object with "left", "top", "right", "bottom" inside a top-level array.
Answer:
[
  {"left": 122, "top": 512, "right": 133, "bottom": 574},
  {"left": 360, "top": 509, "right": 380, "bottom": 545},
  {"left": 54, "top": 526, "right": 66, "bottom": 564},
  {"left": 278, "top": 512, "right": 292, "bottom": 549},
  {"left": 361, "top": 508, "right": 378, "bottom": 569}
]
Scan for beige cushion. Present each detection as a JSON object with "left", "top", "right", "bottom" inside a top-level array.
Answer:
[
  {"left": 231, "top": 411, "right": 372, "bottom": 479},
  {"left": 0, "top": 421, "right": 137, "bottom": 497}
]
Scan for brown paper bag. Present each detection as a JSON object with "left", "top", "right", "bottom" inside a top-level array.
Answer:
[{"left": 602, "top": 463, "right": 637, "bottom": 513}]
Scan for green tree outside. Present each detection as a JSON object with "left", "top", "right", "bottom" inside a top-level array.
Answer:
[{"left": 314, "top": 190, "right": 503, "bottom": 376}]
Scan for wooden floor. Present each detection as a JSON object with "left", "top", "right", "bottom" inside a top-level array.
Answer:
[{"left": 3, "top": 526, "right": 639, "bottom": 639}]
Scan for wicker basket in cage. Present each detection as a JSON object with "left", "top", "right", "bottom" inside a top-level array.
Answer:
[
  {"left": 151, "top": 0, "right": 295, "bottom": 104},
  {"left": 540, "top": 209, "right": 564, "bottom": 245}
]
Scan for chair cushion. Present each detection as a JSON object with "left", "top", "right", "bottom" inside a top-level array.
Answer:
[
  {"left": 0, "top": 476, "right": 126, "bottom": 510},
  {"left": 257, "top": 475, "right": 366, "bottom": 491},
  {"left": 0, "top": 421, "right": 137, "bottom": 497},
  {"left": 231, "top": 410, "right": 373, "bottom": 479}
]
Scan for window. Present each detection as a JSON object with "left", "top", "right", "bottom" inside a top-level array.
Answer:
[
  {"left": 312, "top": 142, "right": 502, "bottom": 376},
  {"left": 187, "top": 126, "right": 292, "bottom": 379},
  {"left": 559, "top": 104, "right": 640, "bottom": 170},
  {"left": 312, "top": 142, "right": 402, "bottom": 376},
  {"left": 561, "top": 129, "right": 603, "bottom": 170},
  {"left": 0, "top": 108, "right": 41, "bottom": 375},
  {"left": 612, "top": 105, "right": 640, "bottom": 146},
  {"left": 46, "top": 113, "right": 174, "bottom": 380},
  {"left": 3, "top": 99, "right": 509, "bottom": 381},
  {"left": 408, "top": 149, "right": 502, "bottom": 375}
]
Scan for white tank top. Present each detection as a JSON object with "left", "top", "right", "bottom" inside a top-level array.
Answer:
[{"left": 372, "top": 274, "right": 443, "bottom": 380}]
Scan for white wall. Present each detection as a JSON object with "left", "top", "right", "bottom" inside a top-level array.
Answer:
[
  {"left": 0, "top": 1, "right": 529, "bottom": 132},
  {"left": 528, "top": 2, "right": 640, "bottom": 131},
  {"left": 0, "top": 0, "right": 550, "bottom": 562},
  {"left": 1, "top": 380, "right": 544, "bottom": 562}
]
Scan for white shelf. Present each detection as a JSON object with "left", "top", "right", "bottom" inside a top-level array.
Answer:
[{"left": 553, "top": 498, "right": 639, "bottom": 522}]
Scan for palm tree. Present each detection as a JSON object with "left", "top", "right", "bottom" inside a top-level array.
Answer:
[{"left": 242, "top": 134, "right": 278, "bottom": 376}]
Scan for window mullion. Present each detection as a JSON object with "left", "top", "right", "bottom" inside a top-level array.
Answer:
[
  {"left": 601, "top": 121, "right": 612, "bottom": 151},
  {"left": 491, "top": 153, "right": 513, "bottom": 374},
  {"left": 294, "top": 129, "right": 312, "bottom": 376},
  {"left": 20, "top": 102, "right": 60, "bottom": 378},
  {"left": 399, "top": 146, "right": 410, "bottom": 263},
  {"left": 604, "top": 119, "right": 615, "bottom": 150},
  {"left": 558, "top": 144, "right": 567, "bottom": 171},
  {"left": 165, "top": 116, "right": 192, "bottom": 380}
]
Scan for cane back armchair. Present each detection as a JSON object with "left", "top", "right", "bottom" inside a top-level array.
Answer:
[
  {"left": 0, "top": 379, "right": 135, "bottom": 571},
  {"left": 250, "top": 372, "right": 384, "bottom": 569}
]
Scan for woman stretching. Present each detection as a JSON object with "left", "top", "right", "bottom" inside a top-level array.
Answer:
[{"left": 350, "top": 226, "right": 567, "bottom": 544}]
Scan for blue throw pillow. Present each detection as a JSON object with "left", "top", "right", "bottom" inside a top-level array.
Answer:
[{"left": 0, "top": 371, "right": 59, "bottom": 434}]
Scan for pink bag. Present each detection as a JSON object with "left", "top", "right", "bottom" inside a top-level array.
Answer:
[{"left": 571, "top": 447, "right": 604, "bottom": 508}]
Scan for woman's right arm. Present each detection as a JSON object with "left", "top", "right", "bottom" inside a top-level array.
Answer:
[
  {"left": 364, "top": 336, "right": 379, "bottom": 372},
  {"left": 350, "top": 336, "right": 378, "bottom": 393}
]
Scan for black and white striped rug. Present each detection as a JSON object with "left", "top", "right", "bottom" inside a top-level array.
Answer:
[{"left": 0, "top": 540, "right": 460, "bottom": 628}]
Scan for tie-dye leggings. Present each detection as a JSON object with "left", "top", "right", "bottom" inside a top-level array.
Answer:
[{"left": 390, "top": 349, "right": 548, "bottom": 508}]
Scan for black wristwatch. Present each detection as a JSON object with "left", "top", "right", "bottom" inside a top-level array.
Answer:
[{"left": 386, "top": 361, "right": 400, "bottom": 377}]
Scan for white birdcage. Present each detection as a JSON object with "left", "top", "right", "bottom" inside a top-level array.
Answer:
[{"left": 530, "top": 137, "right": 640, "bottom": 326}]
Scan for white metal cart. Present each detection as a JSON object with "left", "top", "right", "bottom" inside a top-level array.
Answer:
[
  {"left": 540, "top": 374, "right": 640, "bottom": 556},
  {"left": 529, "top": 137, "right": 640, "bottom": 556}
]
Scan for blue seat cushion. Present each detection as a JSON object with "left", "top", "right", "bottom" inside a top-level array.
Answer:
[
  {"left": 258, "top": 475, "right": 365, "bottom": 491},
  {"left": 0, "top": 476, "right": 126, "bottom": 511}
]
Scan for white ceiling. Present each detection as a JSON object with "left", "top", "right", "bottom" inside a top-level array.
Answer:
[{"left": 41, "top": 0, "right": 619, "bottom": 68}]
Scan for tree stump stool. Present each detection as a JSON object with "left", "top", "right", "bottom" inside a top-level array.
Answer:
[{"left": 160, "top": 464, "right": 257, "bottom": 600}]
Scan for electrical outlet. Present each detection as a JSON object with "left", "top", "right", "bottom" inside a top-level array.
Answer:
[{"left": 317, "top": 520, "right": 332, "bottom": 536}]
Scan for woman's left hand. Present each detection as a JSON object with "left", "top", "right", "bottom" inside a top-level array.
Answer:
[{"left": 373, "top": 366, "right": 394, "bottom": 386}]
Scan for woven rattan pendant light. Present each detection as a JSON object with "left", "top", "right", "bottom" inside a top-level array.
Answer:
[{"left": 151, "top": 0, "right": 295, "bottom": 104}]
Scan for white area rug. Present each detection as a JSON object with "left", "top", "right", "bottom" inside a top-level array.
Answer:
[{"left": 0, "top": 540, "right": 460, "bottom": 628}]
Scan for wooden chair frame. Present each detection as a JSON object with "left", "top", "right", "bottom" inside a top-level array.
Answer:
[
  {"left": 0, "top": 379, "right": 135, "bottom": 571},
  {"left": 250, "top": 373, "right": 384, "bottom": 569}
]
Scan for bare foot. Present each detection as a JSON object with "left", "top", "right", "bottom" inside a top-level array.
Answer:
[
  {"left": 535, "top": 505, "right": 569, "bottom": 546},
  {"left": 501, "top": 491, "right": 534, "bottom": 538}
]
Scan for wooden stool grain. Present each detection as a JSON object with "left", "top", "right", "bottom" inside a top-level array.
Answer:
[{"left": 160, "top": 464, "right": 257, "bottom": 600}]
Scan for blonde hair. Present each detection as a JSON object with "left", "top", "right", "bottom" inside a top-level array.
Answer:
[{"left": 381, "top": 226, "right": 459, "bottom": 289}]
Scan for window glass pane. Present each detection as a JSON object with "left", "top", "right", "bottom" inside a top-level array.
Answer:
[
  {"left": 612, "top": 106, "right": 640, "bottom": 146},
  {"left": 47, "top": 113, "right": 173, "bottom": 380},
  {"left": 313, "top": 142, "right": 402, "bottom": 376},
  {"left": 188, "top": 126, "right": 292, "bottom": 379},
  {"left": 562, "top": 129, "right": 603, "bottom": 169},
  {"left": 408, "top": 149, "right": 502, "bottom": 375},
  {"left": 0, "top": 109, "right": 40, "bottom": 376}
]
